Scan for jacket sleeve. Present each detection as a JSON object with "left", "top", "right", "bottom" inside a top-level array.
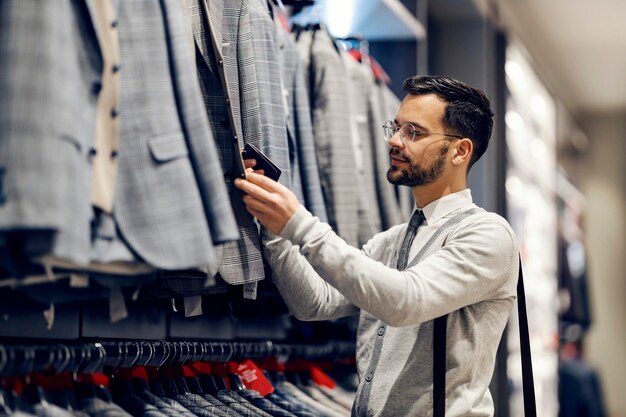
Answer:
[{"left": 262, "top": 227, "right": 359, "bottom": 321}]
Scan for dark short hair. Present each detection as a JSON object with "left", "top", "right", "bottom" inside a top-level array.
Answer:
[{"left": 402, "top": 75, "right": 494, "bottom": 170}]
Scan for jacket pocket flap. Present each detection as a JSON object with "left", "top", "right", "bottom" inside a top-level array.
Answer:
[{"left": 148, "top": 132, "right": 189, "bottom": 162}]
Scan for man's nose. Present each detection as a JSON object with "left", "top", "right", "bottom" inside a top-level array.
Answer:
[{"left": 388, "top": 131, "right": 405, "bottom": 149}]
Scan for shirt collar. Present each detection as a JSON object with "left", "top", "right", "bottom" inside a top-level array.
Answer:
[{"left": 413, "top": 189, "right": 474, "bottom": 225}]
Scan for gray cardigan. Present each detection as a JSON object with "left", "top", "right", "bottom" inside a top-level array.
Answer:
[{"left": 263, "top": 190, "right": 519, "bottom": 416}]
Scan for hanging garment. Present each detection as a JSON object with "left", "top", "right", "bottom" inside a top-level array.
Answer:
[
  {"left": 273, "top": 21, "right": 327, "bottom": 222},
  {"left": 297, "top": 29, "right": 360, "bottom": 247},
  {"left": 343, "top": 53, "right": 381, "bottom": 245},
  {"left": 89, "top": 0, "right": 121, "bottom": 215},
  {"left": 0, "top": 0, "right": 102, "bottom": 267},
  {"left": 183, "top": 0, "right": 265, "bottom": 286},
  {"left": 113, "top": 0, "right": 236, "bottom": 270},
  {"left": 363, "top": 75, "right": 404, "bottom": 230},
  {"left": 375, "top": 82, "right": 414, "bottom": 219},
  {"left": 246, "top": 0, "right": 292, "bottom": 192}
]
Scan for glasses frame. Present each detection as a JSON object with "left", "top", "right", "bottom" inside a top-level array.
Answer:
[{"left": 382, "top": 120, "right": 464, "bottom": 145}]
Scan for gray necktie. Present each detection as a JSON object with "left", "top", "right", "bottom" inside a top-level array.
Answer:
[{"left": 396, "top": 210, "right": 426, "bottom": 270}]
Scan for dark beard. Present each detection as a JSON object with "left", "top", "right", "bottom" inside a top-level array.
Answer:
[{"left": 386, "top": 144, "right": 449, "bottom": 187}]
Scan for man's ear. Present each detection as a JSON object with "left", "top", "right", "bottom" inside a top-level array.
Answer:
[{"left": 451, "top": 138, "right": 473, "bottom": 166}]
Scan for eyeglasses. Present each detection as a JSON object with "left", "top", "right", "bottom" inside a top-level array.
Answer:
[{"left": 382, "top": 120, "right": 463, "bottom": 145}]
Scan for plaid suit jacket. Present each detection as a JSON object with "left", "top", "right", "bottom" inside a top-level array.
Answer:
[
  {"left": 247, "top": 0, "right": 291, "bottom": 191},
  {"left": 376, "top": 83, "right": 414, "bottom": 219},
  {"left": 161, "top": 0, "right": 239, "bottom": 245},
  {"left": 344, "top": 53, "right": 381, "bottom": 245},
  {"left": 299, "top": 29, "right": 360, "bottom": 247},
  {"left": 0, "top": 0, "right": 102, "bottom": 265},
  {"left": 114, "top": 0, "right": 226, "bottom": 270},
  {"left": 183, "top": 0, "right": 265, "bottom": 285},
  {"left": 275, "top": 21, "right": 327, "bottom": 222},
  {"left": 368, "top": 80, "right": 403, "bottom": 230}
]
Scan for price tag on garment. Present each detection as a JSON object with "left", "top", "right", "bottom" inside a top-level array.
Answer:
[
  {"left": 309, "top": 365, "right": 336, "bottom": 389},
  {"left": 234, "top": 359, "right": 275, "bottom": 396}
]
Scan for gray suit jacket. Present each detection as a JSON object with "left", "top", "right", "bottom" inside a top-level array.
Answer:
[
  {"left": 161, "top": 0, "right": 239, "bottom": 245},
  {"left": 247, "top": 0, "right": 291, "bottom": 191},
  {"left": 376, "top": 83, "right": 414, "bottom": 219},
  {"left": 366, "top": 77, "right": 403, "bottom": 230},
  {"left": 184, "top": 0, "right": 265, "bottom": 285},
  {"left": 298, "top": 28, "right": 360, "bottom": 247},
  {"left": 0, "top": 0, "right": 102, "bottom": 265},
  {"left": 114, "top": 0, "right": 232, "bottom": 269},
  {"left": 344, "top": 53, "right": 382, "bottom": 245},
  {"left": 275, "top": 20, "right": 328, "bottom": 222}
]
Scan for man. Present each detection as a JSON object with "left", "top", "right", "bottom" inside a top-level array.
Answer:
[{"left": 235, "top": 76, "right": 519, "bottom": 416}]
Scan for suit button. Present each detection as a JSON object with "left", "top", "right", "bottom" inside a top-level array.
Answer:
[
  {"left": 111, "top": 108, "right": 119, "bottom": 118},
  {"left": 377, "top": 327, "right": 385, "bottom": 336},
  {"left": 225, "top": 98, "right": 230, "bottom": 105},
  {"left": 111, "top": 150, "right": 118, "bottom": 159},
  {"left": 111, "top": 20, "right": 118, "bottom": 28},
  {"left": 88, "top": 148, "right": 97, "bottom": 161},
  {"left": 218, "top": 59, "right": 223, "bottom": 67},
  {"left": 365, "top": 373, "right": 373, "bottom": 382},
  {"left": 91, "top": 81, "right": 102, "bottom": 95},
  {"left": 112, "top": 64, "right": 121, "bottom": 73}
]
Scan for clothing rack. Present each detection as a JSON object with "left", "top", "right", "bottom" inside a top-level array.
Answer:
[{"left": 0, "top": 340, "right": 356, "bottom": 376}]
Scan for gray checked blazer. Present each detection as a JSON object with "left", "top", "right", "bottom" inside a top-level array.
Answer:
[
  {"left": 368, "top": 79, "right": 404, "bottom": 230},
  {"left": 344, "top": 53, "right": 382, "bottom": 245},
  {"left": 247, "top": 0, "right": 291, "bottom": 191},
  {"left": 0, "top": 1, "right": 102, "bottom": 265},
  {"left": 114, "top": 0, "right": 235, "bottom": 270},
  {"left": 275, "top": 19, "right": 328, "bottom": 223},
  {"left": 377, "top": 82, "right": 414, "bottom": 219},
  {"left": 184, "top": 0, "right": 265, "bottom": 285},
  {"left": 298, "top": 28, "right": 360, "bottom": 247}
]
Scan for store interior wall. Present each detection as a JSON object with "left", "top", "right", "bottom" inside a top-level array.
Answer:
[{"left": 579, "top": 112, "right": 626, "bottom": 417}]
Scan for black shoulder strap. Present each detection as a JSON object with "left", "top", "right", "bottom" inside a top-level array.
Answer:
[
  {"left": 433, "top": 255, "right": 537, "bottom": 416},
  {"left": 433, "top": 314, "right": 447, "bottom": 417},
  {"left": 516, "top": 255, "right": 537, "bottom": 417}
]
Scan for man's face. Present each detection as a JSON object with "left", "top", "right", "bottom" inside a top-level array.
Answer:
[{"left": 386, "top": 94, "right": 453, "bottom": 187}]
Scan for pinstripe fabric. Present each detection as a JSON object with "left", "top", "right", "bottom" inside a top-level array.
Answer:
[
  {"left": 161, "top": 0, "right": 239, "bottom": 245},
  {"left": 171, "top": 393, "right": 231, "bottom": 417},
  {"left": 266, "top": 393, "right": 320, "bottom": 417},
  {"left": 114, "top": 0, "right": 218, "bottom": 270},
  {"left": 274, "top": 21, "right": 327, "bottom": 222},
  {"left": 343, "top": 53, "right": 381, "bottom": 246},
  {"left": 80, "top": 397, "right": 133, "bottom": 417},
  {"left": 367, "top": 80, "right": 403, "bottom": 230},
  {"left": 297, "top": 29, "right": 360, "bottom": 247},
  {"left": 246, "top": 0, "right": 291, "bottom": 191},
  {"left": 201, "top": 394, "right": 244, "bottom": 417},
  {"left": 377, "top": 84, "right": 414, "bottom": 219},
  {"left": 0, "top": 0, "right": 102, "bottom": 264},
  {"left": 184, "top": 0, "right": 265, "bottom": 285},
  {"left": 236, "top": 390, "right": 298, "bottom": 417},
  {"left": 115, "top": 396, "right": 170, "bottom": 417},
  {"left": 136, "top": 390, "right": 197, "bottom": 417},
  {"left": 216, "top": 391, "right": 262, "bottom": 417}
]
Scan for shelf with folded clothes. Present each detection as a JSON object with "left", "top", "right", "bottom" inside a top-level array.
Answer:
[{"left": 0, "top": 340, "right": 357, "bottom": 417}]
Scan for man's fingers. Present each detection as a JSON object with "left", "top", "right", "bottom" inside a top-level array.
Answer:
[
  {"left": 242, "top": 195, "right": 272, "bottom": 213},
  {"left": 235, "top": 177, "right": 274, "bottom": 204},
  {"left": 246, "top": 171, "right": 284, "bottom": 193}
]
